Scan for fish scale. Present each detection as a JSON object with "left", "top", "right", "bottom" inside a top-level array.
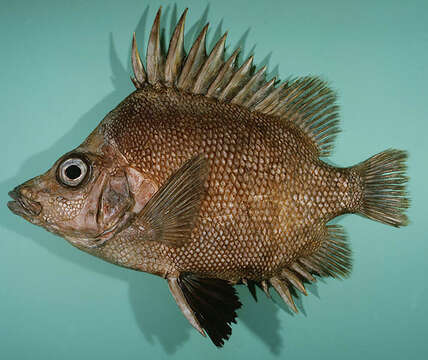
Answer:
[
  {"left": 92, "top": 86, "right": 353, "bottom": 282},
  {"left": 8, "top": 7, "right": 409, "bottom": 347}
]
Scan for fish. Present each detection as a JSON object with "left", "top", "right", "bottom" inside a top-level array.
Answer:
[{"left": 7, "top": 7, "right": 409, "bottom": 347}]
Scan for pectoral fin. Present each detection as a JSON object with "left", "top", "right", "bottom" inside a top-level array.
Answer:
[
  {"left": 168, "top": 274, "right": 242, "bottom": 347},
  {"left": 134, "top": 155, "right": 209, "bottom": 247}
]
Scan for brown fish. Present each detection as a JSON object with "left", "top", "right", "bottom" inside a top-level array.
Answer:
[{"left": 8, "top": 8, "right": 409, "bottom": 347}]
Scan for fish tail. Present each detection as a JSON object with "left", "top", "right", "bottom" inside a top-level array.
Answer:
[{"left": 355, "top": 149, "right": 409, "bottom": 227}]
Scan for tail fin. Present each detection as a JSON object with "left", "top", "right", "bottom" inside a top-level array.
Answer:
[{"left": 356, "top": 149, "right": 409, "bottom": 227}]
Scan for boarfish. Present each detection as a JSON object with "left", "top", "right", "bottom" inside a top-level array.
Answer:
[{"left": 8, "top": 8, "right": 409, "bottom": 346}]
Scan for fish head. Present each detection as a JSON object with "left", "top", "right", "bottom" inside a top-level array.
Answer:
[{"left": 8, "top": 134, "right": 158, "bottom": 248}]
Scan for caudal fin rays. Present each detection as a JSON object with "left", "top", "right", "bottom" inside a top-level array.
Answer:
[{"left": 355, "top": 149, "right": 409, "bottom": 227}]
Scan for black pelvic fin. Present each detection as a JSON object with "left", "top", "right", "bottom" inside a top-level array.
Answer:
[{"left": 178, "top": 274, "right": 242, "bottom": 347}]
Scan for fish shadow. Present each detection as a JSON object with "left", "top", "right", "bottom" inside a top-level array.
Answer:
[{"left": 0, "top": 4, "right": 303, "bottom": 355}]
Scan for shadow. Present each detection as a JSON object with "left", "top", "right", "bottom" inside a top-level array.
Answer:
[
  {"left": 231, "top": 28, "right": 256, "bottom": 68},
  {"left": 307, "top": 280, "right": 321, "bottom": 299},
  {"left": 208, "top": 19, "right": 224, "bottom": 52},
  {"left": 127, "top": 270, "right": 192, "bottom": 353},
  {"left": 237, "top": 285, "right": 283, "bottom": 355},
  {"left": 1, "top": 5, "right": 295, "bottom": 355},
  {"left": 185, "top": 5, "right": 210, "bottom": 49}
]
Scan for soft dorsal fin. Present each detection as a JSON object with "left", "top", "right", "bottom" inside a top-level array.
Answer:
[{"left": 131, "top": 8, "right": 340, "bottom": 157}]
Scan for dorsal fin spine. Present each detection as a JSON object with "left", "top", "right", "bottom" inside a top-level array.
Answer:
[
  {"left": 193, "top": 32, "right": 227, "bottom": 94},
  {"left": 177, "top": 24, "right": 208, "bottom": 90},
  {"left": 245, "top": 77, "right": 276, "bottom": 108},
  {"left": 146, "top": 8, "right": 164, "bottom": 84},
  {"left": 132, "top": 8, "right": 341, "bottom": 157},
  {"left": 219, "top": 56, "right": 254, "bottom": 102},
  {"left": 231, "top": 65, "right": 266, "bottom": 105},
  {"left": 206, "top": 49, "right": 240, "bottom": 97},
  {"left": 131, "top": 32, "right": 147, "bottom": 87},
  {"left": 164, "top": 9, "right": 188, "bottom": 86},
  {"left": 267, "top": 83, "right": 296, "bottom": 115},
  {"left": 254, "top": 81, "right": 288, "bottom": 112}
]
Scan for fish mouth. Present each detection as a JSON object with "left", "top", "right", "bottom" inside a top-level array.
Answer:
[{"left": 8, "top": 189, "right": 42, "bottom": 218}]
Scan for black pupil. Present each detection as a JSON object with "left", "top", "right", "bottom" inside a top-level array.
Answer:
[{"left": 65, "top": 165, "right": 82, "bottom": 180}]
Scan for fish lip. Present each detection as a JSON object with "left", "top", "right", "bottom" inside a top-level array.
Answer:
[{"left": 8, "top": 189, "right": 42, "bottom": 217}]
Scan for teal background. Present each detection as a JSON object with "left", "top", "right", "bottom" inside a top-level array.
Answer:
[{"left": 1, "top": 0, "right": 427, "bottom": 359}]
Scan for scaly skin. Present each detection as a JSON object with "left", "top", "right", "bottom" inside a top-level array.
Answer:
[{"left": 84, "top": 85, "right": 363, "bottom": 282}]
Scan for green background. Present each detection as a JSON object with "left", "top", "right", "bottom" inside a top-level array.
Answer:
[{"left": 1, "top": 0, "right": 427, "bottom": 359}]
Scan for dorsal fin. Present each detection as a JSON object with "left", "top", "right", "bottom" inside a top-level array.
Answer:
[
  {"left": 164, "top": 9, "right": 187, "bottom": 86},
  {"left": 131, "top": 8, "right": 340, "bottom": 157},
  {"left": 146, "top": 8, "right": 164, "bottom": 85}
]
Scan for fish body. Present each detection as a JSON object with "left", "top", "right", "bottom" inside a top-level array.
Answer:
[
  {"left": 8, "top": 8, "right": 409, "bottom": 347},
  {"left": 86, "top": 86, "right": 355, "bottom": 281}
]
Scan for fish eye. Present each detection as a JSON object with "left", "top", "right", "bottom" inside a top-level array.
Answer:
[{"left": 58, "top": 157, "right": 89, "bottom": 187}]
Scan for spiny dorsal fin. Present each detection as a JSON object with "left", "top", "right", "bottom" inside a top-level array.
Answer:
[
  {"left": 219, "top": 55, "right": 254, "bottom": 102},
  {"left": 193, "top": 32, "right": 227, "bottom": 94},
  {"left": 231, "top": 65, "right": 265, "bottom": 105},
  {"left": 131, "top": 32, "right": 147, "bottom": 86},
  {"left": 164, "top": 9, "right": 187, "bottom": 86},
  {"left": 146, "top": 8, "right": 164, "bottom": 85},
  {"left": 177, "top": 24, "right": 208, "bottom": 91},
  {"left": 206, "top": 48, "right": 240, "bottom": 98},
  {"left": 131, "top": 8, "right": 340, "bottom": 157}
]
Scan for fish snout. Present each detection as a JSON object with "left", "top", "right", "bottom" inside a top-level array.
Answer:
[{"left": 8, "top": 187, "right": 42, "bottom": 217}]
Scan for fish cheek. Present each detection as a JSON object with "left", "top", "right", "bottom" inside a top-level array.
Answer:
[
  {"left": 50, "top": 174, "right": 105, "bottom": 237},
  {"left": 125, "top": 167, "right": 158, "bottom": 213},
  {"left": 98, "top": 169, "right": 134, "bottom": 229}
]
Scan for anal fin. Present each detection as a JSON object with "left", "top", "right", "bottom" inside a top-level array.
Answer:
[
  {"left": 168, "top": 274, "right": 242, "bottom": 347},
  {"left": 266, "top": 225, "right": 352, "bottom": 312},
  {"left": 304, "top": 224, "right": 352, "bottom": 279}
]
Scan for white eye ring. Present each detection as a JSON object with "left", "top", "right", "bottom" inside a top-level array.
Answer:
[{"left": 58, "top": 158, "right": 88, "bottom": 187}]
